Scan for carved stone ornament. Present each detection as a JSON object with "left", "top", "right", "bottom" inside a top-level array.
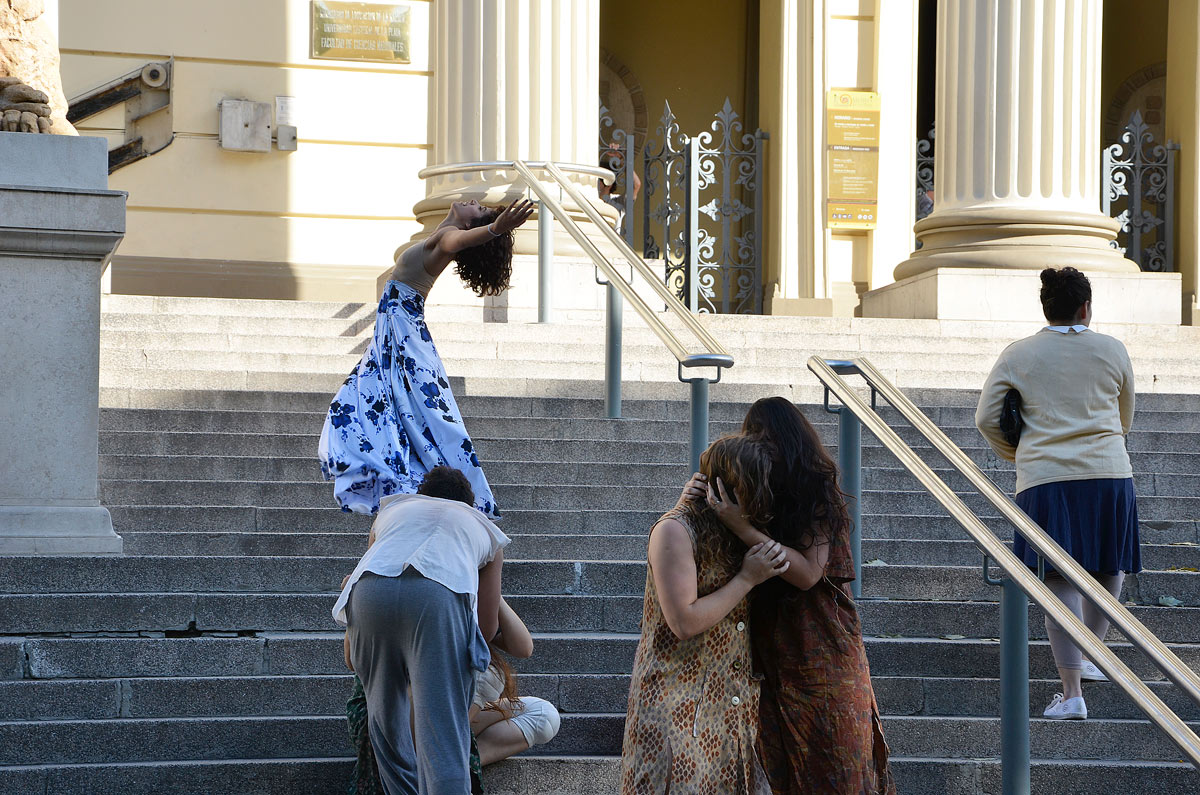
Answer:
[{"left": 0, "top": 0, "right": 76, "bottom": 134}]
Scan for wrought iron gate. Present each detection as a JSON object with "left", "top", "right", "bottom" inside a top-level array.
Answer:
[
  {"left": 605, "top": 99, "right": 766, "bottom": 314},
  {"left": 1103, "top": 110, "right": 1179, "bottom": 273},
  {"left": 914, "top": 112, "right": 1179, "bottom": 272}
]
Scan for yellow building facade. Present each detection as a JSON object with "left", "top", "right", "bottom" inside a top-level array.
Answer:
[{"left": 61, "top": 0, "right": 1199, "bottom": 323}]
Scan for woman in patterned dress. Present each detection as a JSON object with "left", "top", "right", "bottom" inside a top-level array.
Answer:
[
  {"left": 319, "top": 198, "right": 535, "bottom": 518},
  {"left": 620, "top": 435, "right": 788, "bottom": 795},
  {"left": 681, "top": 398, "right": 896, "bottom": 794}
]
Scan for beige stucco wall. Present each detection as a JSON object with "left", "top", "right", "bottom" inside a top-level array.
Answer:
[{"left": 60, "top": 0, "right": 431, "bottom": 301}]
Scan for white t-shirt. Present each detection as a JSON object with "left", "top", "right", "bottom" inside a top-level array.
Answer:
[{"left": 332, "top": 493, "right": 510, "bottom": 626}]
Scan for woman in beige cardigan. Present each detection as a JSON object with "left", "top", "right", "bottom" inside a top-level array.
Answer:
[{"left": 975, "top": 267, "right": 1139, "bottom": 721}]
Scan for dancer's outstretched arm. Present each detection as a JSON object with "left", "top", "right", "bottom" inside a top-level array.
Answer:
[
  {"left": 428, "top": 199, "right": 535, "bottom": 266},
  {"left": 649, "top": 518, "right": 787, "bottom": 640}
]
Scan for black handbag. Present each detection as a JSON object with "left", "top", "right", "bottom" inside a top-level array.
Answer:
[{"left": 1000, "top": 388, "right": 1023, "bottom": 447}]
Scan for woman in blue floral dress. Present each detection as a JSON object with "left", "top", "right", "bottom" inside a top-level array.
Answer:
[{"left": 319, "top": 198, "right": 535, "bottom": 519}]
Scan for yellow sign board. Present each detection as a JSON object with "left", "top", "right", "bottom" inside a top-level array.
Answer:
[
  {"left": 311, "top": 1, "right": 411, "bottom": 64},
  {"left": 825, "top": 91, "right": 880, "bottom": 230}
]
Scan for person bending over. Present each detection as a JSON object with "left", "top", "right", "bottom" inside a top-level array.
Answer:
[{"left": 334, "top": 466, "right": 509, "bottom": 795}]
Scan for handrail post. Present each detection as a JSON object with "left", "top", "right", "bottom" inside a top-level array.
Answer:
[
  {"left": 604, "top": 282, "right": 622, "bottom": 419},
  {"left": 840, "top": 408, "right": 862, "bottom": 599},
  {"left": 537, "top": 199, "right": 553, "bottom": 323},
  {"left": 689, "top": 377, "right": 708, "bottom": 472},
  {"left": 1000, "top": 578, "right": 1032, "bottom": 795},
  {"left": 822, "top": 362, "right": 864, "bottom": 598}
]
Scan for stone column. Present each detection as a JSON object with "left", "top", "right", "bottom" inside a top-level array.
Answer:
[
  {"left": 1167, "top": 0, "right": 1200, "bottom": 324},
  {"left": 0, "top": 133, "right": 125, "bottom": 554},
  {"left": 413, "top": 0, "right": 610, "bottom": 255},
  {"left": 894, "top": 0, "right": 1136, "bottom": 280}
]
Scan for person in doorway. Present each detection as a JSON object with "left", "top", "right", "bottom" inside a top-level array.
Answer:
[
  {"left": 335, "top": 466, "right": 509, "bottom": 794},
  {"left": 620, "top": 434, "right": 787, "bottom": 794},
  {"left": 319, "top": 198, "right": 535, "bottom": 519},
  {"left": 598, "top": 142, "right": 641, "bottom": 238},
  {"left": 677, "top": 397, "right": 896, "bottom": 794},
  {"left": 975, "top": 266, "right": 1140, "bottom": 720}
]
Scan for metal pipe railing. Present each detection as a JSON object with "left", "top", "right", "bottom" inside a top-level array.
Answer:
[
  {"left": 501, "top": 160, "right": 733, "bottom": 458},
  {"left": 849, "top": 356, "right": 1200, "bottom": 710},
  {"left": 807, "top": 357, "right": 1200, "bottom": 780}
]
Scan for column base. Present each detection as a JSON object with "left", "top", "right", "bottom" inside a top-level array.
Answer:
[
  {"left": 895, "top": 207, "right": 1140, "bottom": 281},
  {"left": 0, "top": 506, "right": 122, "bottom": 555},
  {"left": 862, "top": 267, "right": 1183, "bottom": 324}
]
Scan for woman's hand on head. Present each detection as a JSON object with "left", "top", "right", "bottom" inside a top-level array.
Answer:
[
  {"left": 707, "top": 477, "right": 755, "bottom": 538},
  {"left": 492, "top": 198, "right": 535, "bottom": 234},
  {"left": 739, "top": 540, "right": 789, "bottom": 585},
  {"left": 675, "top": 472, "right": 707, "bottom": 508}
]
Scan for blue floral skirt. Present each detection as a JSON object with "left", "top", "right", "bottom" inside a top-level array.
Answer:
[
  {"left": 318, "top": 280, "right": 498, "bottom": 518},
  {"left": 1013, "top": 477, "right": 1140, "bottom": 575}
]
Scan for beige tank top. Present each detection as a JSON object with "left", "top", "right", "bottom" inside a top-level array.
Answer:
[{"left": 393, "top": 242, "right": 438, "bottom": 297}]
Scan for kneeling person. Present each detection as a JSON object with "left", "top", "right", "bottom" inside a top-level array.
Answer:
[{"left": 334, "top": 466, "right": 509, "bottom": 795}]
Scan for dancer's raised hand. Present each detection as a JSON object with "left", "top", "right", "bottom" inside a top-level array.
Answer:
[{"left": 491, "top": 198, "right": 536, "bottom": 235}]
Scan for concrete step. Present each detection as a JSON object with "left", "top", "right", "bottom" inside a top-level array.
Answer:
[
  {"left": 0, "top": 558, "right": 645, "bottom": 597},
  {"left": 5, "top": 671, "right": 1197, "bottom": 725},
  {"left": 6, "top": 587, "right": 1197, "bottom": 637},
  {"left": 0, "top": 758, "right": 353, "bottom": 795},
  {"left": 95, "top": 478, "right": 1200, "bottom": 524},
  {"left": 120, "top": 531, "right": 651, "bottom": 560},
  {"left": 96, "top": 383, "right": 1200, "bottom": 415},
  {"left": 3, "top": 754, "right": 1195, "bottom": 795},
  {"left": 10, "top": 633, "right": 1199, "bottom": 683},
  {"left": 115, "top": 532, "right": 1196, "bottom": 576},
  {"left": 102, "top": 503, "right": 1200, "bottom": 549},
  {"left": 3, "top": 711, "right": 1196, "bottom": 765}
]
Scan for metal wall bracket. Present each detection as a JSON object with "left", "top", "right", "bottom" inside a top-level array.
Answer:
[{"left": 68, "top": 61, "right": 174, "bottom": 173}]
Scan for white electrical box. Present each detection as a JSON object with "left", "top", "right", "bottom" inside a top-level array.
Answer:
[{"left": 218, "top": 99, "right": 272, "bottom": 152}]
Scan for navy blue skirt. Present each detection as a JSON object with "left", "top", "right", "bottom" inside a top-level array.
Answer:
[{"left": 1014, "top": 478, "right": 1141, "bottom": 575}]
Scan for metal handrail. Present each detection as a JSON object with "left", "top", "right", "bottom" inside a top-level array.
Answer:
[
  {"left": 807, "top": 356, "right": 1200, "bottom": 770},
  {"left": 851, "top": 357, "right": 1200, "bottom": 706},
  {"left": 418, "top": 160, "right": 616, "bottom": 184},
  {"left": 509, "top": 160, "right": 733, "bottom": 369}
]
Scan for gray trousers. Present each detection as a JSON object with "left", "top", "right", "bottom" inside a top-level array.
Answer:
[{"left": 347, "top": 569, "right": 477, "bottom": 795}]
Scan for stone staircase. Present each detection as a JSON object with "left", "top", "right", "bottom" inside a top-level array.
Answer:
[{"left": 2, "top": 294, "right": 1200, "bottom": 794}]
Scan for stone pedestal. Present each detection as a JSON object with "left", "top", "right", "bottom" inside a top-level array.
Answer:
[
  {"left": 894, "top": 0, "right": 1137, "bottom": 282},
  {"left": 0, "top": 132, "right": 126, "bottom": 554},
  {"left": 862, "top": 267, "right": 1183, "bottom": 325}
]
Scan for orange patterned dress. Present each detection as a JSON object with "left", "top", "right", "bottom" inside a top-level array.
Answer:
[
  {"left": 619, "top": 509, "right": 770, "bottom": 795},
  {"left": 751, "top": 516, "right": 896, "bottom": 795}
]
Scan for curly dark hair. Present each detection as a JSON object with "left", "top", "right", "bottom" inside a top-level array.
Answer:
[
  {"left": 678, "top": 434, "right": 775, "bottom": 572},
  {"left": 453, "top": 207, "right": 513, "bottom": 296},
  {"left": 741, "top": 397, "right": 849, "bottom": 553},
  {"left": 416, "top": 465, "right": 475, "bottom": 506},
  {"left": 1039, "top": 266, "right": 1091, "bottom": 323}
]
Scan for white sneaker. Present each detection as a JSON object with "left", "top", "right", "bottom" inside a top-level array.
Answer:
[
  {"left": 1044, "top": 693, "right": 1087, "bottom": 720},
  {"left": 1080, "top": 660, "right": 1108, "bottom": 682}
]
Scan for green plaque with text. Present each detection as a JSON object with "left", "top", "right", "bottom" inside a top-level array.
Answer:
[{"left": 311, "top": 1, "right": 411, "bottom": 64}]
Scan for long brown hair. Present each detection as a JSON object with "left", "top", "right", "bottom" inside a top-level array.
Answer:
[
  {"left": 678, "top": 434, "right": 775, "bottom": 571},
  {"left": 482, "top": 640, "right": 521, "bottom": 718},
  {"left": 453, "top": 207, "right": 513, "bottom": 296},
  {"left": 741, "top": 397, "right": 849, "bottom": 551}
]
